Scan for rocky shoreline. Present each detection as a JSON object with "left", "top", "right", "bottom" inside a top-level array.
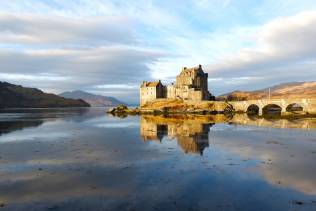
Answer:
[{"left": 107, "top": 101, "right": 316, "bottom": 119}]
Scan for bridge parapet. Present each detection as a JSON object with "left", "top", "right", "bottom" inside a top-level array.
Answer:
[{"left": 228, "top": 98, "right": 316, "bottom": 115}]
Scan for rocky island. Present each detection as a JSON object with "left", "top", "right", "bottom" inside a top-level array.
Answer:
[
  {"left": 108, "top": 65, "right": 232, "bottom": 115},
  {"left": 108, "top": 100, "right": 232, "bottom": 116}
]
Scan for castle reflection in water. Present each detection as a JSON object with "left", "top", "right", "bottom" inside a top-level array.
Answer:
[
  {"left": 139, "top": 113, "right": 316, "bottom": 155},
  {"left": 140, "top": 115, "right": 213, "bottom": 155}
]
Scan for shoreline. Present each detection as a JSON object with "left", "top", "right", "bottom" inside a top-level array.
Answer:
[{"left": 107, "top": 104, "right": 316, "bottom": 119}]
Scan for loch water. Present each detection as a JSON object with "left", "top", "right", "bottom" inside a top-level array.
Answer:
[{"left": 0, "top": 108, "right": 315, "bottom": 211}]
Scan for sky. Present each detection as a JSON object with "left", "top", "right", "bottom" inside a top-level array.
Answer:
[{"left": 0, "top": 0, "right": 316, "bottom": 103}]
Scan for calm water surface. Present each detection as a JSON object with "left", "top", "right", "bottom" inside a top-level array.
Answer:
[{"left": 0, "top": 108, "right": 315, "bottom": 211}]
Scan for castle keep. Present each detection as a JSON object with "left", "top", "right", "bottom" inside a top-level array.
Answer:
[{"left": 140, "top": 65, "right": 211, "bottom": 106}]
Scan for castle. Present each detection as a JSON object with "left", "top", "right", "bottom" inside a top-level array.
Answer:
[{"left": 140, "top": 65, "right": 211, "bottom": 106}]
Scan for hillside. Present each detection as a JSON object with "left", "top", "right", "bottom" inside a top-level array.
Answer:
[
  {"left": 0, "top": 82, "right": 90, "bottom": 108},
  {"left": 59, "top": 90, "right": 125, "bottom": 107},
  {"left": 218, "top": 81, "right": 316, "bottom": 101}
]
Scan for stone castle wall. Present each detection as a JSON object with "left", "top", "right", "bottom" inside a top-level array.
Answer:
[
  {"left": 140, "top": 81, "right": 166, "bottom": 106},
  {"left": 188, "top": 89, "right": 203, "bottom": 101},
  {"left": 140, "top": 86, "right": 156, "bottom": 106}
]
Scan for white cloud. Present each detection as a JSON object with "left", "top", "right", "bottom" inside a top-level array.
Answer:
[
  {"left": 0, "top": 46, "right": 166, "bottom": 102},
  {"left": 208, "top": 11, "right": 316, "bottom": 71},
  {"left": 0, "top": 73, "right": 70, "bottom": 81},
  {"left": 94, "top": 84, "right": 139, "bottom": 89},
  {"left": 0, "top": 10, "right": 171, "bottom": 103},
  {"left": 204, "top": 11, "right": 316, "bottom": 94},
  {"left": 0, "top": 13, "right": 136, "bottom": 46}
]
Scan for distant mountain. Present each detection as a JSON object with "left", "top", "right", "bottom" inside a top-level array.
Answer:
[
  {"left": 218, "top": 81, "right": 316, "bottom": 101},
  {"left": 59, "top": 90, "right": 125, "bottom": 107},
  {"left": 0, "top": 82, "right": 90, "bottom": 108}
]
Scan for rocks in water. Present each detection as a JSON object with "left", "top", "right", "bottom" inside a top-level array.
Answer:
[
  {"left": 107, "top": 104, "right": 140, "bottom": 116},
  {"left": 108, "top": 104, "right": 128, "bottom": 113}
]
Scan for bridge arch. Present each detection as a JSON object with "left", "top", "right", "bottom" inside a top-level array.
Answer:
[
  {"left": 286, "top": 103, "right": 304, "bottom": 113},
  {"left": 262, "top": 104, "right": 282, "bottom": 115},
  {"left": 247, "top": 104, "right": 260, "bottom": 115}
]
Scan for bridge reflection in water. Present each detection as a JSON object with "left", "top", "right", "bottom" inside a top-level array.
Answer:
[
  {"left": 230, "top": 114, "right": 316, "bottom": 130},
  {"left": 140, "top": 115, "right": 218, "bottom": 155}
]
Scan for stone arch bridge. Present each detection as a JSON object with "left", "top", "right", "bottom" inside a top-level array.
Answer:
[{"left": 229, "top": 99, "right": 316, "bottom": 115}]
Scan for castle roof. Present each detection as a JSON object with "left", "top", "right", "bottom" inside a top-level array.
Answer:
[
  {"left": 180, "top": 65, "right": 204, "bottom": 75},
  {"left": 141, "top": 81, "right": 161, "bottom": 88}
]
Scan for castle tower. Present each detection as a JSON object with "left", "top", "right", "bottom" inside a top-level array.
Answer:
[{"left": 168, "top": 65, "right": 210, "bottom": 101}]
